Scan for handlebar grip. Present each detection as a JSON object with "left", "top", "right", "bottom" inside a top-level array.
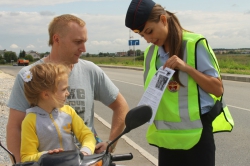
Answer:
[{"left": 111, "top": 153, "right": 133, "bottom": 161}]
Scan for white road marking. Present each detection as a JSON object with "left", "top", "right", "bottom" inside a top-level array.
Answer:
[
  {"left": 227, "top": 105, "right": 250, "bottom": 112},
  {"left": 94, "top": 113, "right": 158, "bottom": 166},
  {"left": 111, "top": 79, "right": 144, "bottom": 87}
]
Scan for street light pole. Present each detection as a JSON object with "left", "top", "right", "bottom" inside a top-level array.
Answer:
[{"left": 133, "top": 45, "right": 135, "bottom": 65}]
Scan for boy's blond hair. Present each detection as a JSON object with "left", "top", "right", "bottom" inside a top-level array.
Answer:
[{"left": 24, "top": 63, "right": 69, "bottom": 107}]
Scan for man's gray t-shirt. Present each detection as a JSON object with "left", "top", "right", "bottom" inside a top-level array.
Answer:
[{"left": 7, "top": 59, "right": 119, "bottom": 132}]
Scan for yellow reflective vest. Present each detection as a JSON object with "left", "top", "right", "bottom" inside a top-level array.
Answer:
[{"left": 144, "top": 31, "right": 234, "bottom": 149}]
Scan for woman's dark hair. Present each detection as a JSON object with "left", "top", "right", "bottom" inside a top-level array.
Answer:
[{"left": 148, "top": 4, "right": 189, "bottom": 86}]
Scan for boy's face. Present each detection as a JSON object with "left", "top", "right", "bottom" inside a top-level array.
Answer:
[{"left": 54, "top": 74, "right": 69, "bottom": 108}]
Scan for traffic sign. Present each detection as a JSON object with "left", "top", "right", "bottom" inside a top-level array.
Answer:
[{"left": 128, "top": 40, "right": 140, "bottom": 46}]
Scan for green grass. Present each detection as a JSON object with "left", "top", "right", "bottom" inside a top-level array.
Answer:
[
  {"left": 2, "top": 54, "right": 250, "bottom": 75},
  {"left": 82, "top": 56, "right": 143, "bottom": 67},
  {"left": 82, "top": 54, "right": 250, "bottom": 75},
  {"left": 216, "top": 54, "right": 250, "bottom": 74}
]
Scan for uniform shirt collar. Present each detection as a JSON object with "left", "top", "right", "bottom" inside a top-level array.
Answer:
[{"left": 158, "top": 46, "right": 169, "bottom": 58}]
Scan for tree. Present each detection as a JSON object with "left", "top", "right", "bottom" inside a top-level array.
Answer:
[
  {"left": 25, "top": 54, "right": 34, "bottom": 62},
  {"left": 4, "top": 51, "right": 17, "bottom": 63},
  {"left": 136, "top": 49, "right": 142, "bottom": 56},
  {"left": 99, "top": 52, "right": 104, "bottom": 57},
  {"left": 127, "top": 49, "right": 134, "bottom": 56},
  {"left": 0, "top": 55, "right": 4, "bottom": 64},
  {"left": 19, "top": 50, "right": 26, "bottom": 58},
  {"left": 40, "top": 51, "right": 50, "bottom": 58}
]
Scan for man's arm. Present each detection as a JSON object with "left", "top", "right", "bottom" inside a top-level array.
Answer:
[
  {"left": 108, "top": 92, "right": 129, "bottom": 142},
  {"left": 6, "top": 108, "right": 26, "bottom": 163},
  {"left": 95, "top": 92, "right": 129, "bottom": 153}
]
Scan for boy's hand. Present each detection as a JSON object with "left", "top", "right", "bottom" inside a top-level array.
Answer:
[
  {"left": 81, "top": 151, "right": 89, "bottom": 155},
  {"left": 48, "top": 148, "right": 64, "bottom": 154}
]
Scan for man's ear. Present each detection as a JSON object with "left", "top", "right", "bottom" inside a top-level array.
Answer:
[
  {"left": 160, "top": 14, "right": 167, "bottom": 26},
  {"left": 53, "top": 34, "right": 60, "bottom": 44}
]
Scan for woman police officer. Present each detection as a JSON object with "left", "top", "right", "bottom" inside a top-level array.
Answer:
[{"left": 125, "top": 0, "right": 234, "bottom": 165}]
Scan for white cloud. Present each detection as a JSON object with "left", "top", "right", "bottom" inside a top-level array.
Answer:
[
  {"left": 10, "top": 44, "right": 19, "bottom": 49},
  {"left": 90, "top": 41, "right": 112, "bottom": 46},
  {"left": 37, "top": 39, "right": 47, "bottom": 43},
  {"left": 0, "top": 0, "right": 108, "bottom": 6},
  {"left": 39, "top": 11, "right": 56, "bottom": 16},
  {"left": 176, "top": 10, "right": 250, "bottom": 48},
  {"left": 0, "top": 0, "right": 81, "bottom": 6},
  {"left": 113, "top": 39, "right": 127, "bottom": 45},
  {"left": 0, "top": 45, "right": 2, "bottom": 49},
  {"left": 26, "top": 45, "right": 35, "bottom": 49},
  {"left": 0, "top": 10, "right": 249, "bottom": 54},
  {"left": 90, "top": 39, "right": 127, "bottom": 46},
  {"left": 0, "top": 11, "right": 50, "bottom": 35}
]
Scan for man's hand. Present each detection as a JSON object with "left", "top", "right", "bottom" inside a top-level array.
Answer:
[
  {"left": 94, "top": 142, "right": 108, "bottom": 154},
  {"left": 95, "top": 92, "right": 129, "bottom": 154}
]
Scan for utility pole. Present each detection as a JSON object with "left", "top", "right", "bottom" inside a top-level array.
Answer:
[
  {"left": 128, "top": 30, "right": 139, "bottom": 66},
  {"left": 129, "top": 30, "right": 135, "bottom": 65},
  {"left": 129, "top": 30, "right": 133, "bottom": 56}
]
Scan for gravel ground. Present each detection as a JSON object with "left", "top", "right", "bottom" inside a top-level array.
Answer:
[{"left": 0, "top": 71, "right": 15, "bottom": 166}]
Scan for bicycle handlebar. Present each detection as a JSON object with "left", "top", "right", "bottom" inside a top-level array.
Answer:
[{"left": 111, "top": 153, "right": 133, "bottom": 162}]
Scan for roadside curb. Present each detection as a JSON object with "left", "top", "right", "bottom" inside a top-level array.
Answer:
[
  {"left": 221, "top": 74, "right": 250, "bottom": 83},
  {"left": 98, "top": 65, "right": 250, "bottom": 83}
]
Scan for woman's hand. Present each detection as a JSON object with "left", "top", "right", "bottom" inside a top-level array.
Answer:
[
  {"left": 48, "top": 148, "right": 64, "bottom": 154},
  {"left": 163, "top": 55, "right": 187, "bottom": 71},
  {"left": 163, "top": 55, "right": 223, "bottom": 96}
]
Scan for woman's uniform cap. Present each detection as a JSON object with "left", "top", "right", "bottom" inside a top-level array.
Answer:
[{"left": 125, "top": 0, "right": 156, "bottom": 33}]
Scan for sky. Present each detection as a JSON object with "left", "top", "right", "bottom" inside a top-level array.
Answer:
[{"left": 0, "top": 0, "right": 250, "bottom": 55}]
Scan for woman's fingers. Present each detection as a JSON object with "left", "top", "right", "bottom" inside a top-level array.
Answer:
[{"left": 163, "top": 55, "right": 186, "bottom": 71}]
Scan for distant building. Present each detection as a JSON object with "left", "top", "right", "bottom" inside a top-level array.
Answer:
[
  {"left": 116, "top": 51, "right": 127, "bottom": 57},
  {"left": 26, "top": 50, "right": 40, "bottom": 59},
  {"left": 0, "top": 49, "right": 6, "bottom": 57}
]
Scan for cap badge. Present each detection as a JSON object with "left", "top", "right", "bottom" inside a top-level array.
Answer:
[
  {"left": 133, "top": 29, "right": 140, "bottom": 33},
  {"left": 167, "top": 80, "right": 180, "bottom": 92}
]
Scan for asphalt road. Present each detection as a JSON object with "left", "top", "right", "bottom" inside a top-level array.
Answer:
[
  {"left": 1, "top": 65, "right": 250, "bottom": 166},
  {"left": 97, "top": 67, "right": 250, "bottom": 166}
]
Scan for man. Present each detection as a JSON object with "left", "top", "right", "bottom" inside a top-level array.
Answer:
[{"left": 6, "top": 14, "right": 129, "bottom": 163}]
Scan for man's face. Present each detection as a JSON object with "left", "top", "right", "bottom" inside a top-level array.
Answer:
[{"left": 57, "top": 22, "right": 88, "bottom": 64}]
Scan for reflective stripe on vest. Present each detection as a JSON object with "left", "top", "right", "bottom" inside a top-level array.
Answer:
[
  {"left": 144, "top": 41, "right": 202, "bottom": 130},
  {"left": 144, "top": 32, "right": 234, "bottom": 150},
  {"left": 144, "top": 45, "right": 155, "bottom": 84},
  {"left": 144, "top": 37, "right": 203, "bottom": 149}
]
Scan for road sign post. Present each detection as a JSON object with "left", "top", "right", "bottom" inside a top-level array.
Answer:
[{"left": 128, "top": 40, "right": 140, "bottom": 65}]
